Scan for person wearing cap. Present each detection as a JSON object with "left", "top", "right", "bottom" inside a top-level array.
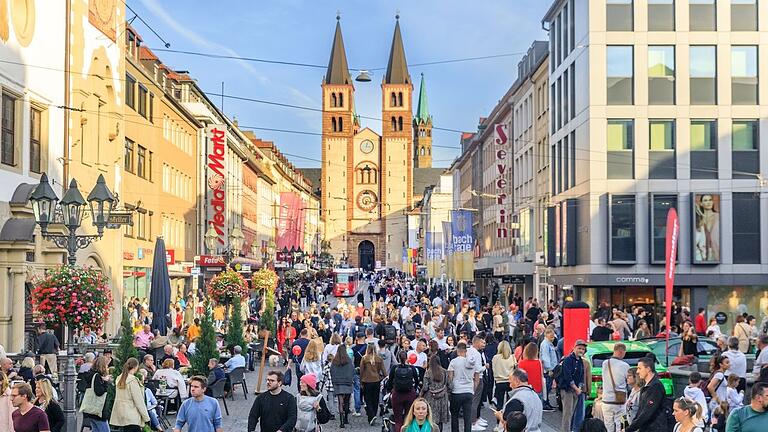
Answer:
[
  {"left": 558, "top": 339, "right": 587, "bottom": 432},
  {"left": 295, "top": 373, "right": 324, "bottom": 432}
]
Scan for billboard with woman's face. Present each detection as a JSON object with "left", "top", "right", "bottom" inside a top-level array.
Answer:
[{"left": 692, "top": 193, "right": 720, "bottom": 264}]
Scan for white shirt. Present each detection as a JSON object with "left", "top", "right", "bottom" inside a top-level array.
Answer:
[
  {"left": 322, "top": 343, "right": 339, "bottom": 364},
  {"left": 400, "top": 306, "right": 411, "bottom": 321},
  {"left": 466, "top": 346, "right": 485, "bottom": 374},
  {"left": 448, "top": 356, "right": 477, "bottom": 394},
  {"left": 753, "top": 346, "right": 768, "bottom": 374},
  {"left": 407, "top": 350, "right": 428, "bottom": 368},
  {"left": 601, "top": 357, "right": 630, "bottom": 403},
  {"left": 153, "top": 368, "right": 189, "bottom": 398},
  {"left": 722, "top": 349, "right": 747, "bottom": 376},
  {"left": 435, "top": 337, "right": 449, "bottom": 350}
]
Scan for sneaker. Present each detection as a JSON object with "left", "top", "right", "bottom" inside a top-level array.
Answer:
[
  {"left": 370, "top": 416, "right": 377, "bottom": 426},
  {"left": 542, "top": 404, "right": 556, "bottom": 412},
  {"left": 353, "top": 412, "right": 362, "bottom": 417},
  {"left": 471, "top": 424, "right": 486, "bottom": 431},
  {"left": 477, "top": 419, "right": 488, "bottom": 426}
]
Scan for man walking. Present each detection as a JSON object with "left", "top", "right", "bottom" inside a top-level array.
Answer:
[
  {"left": 726, "top": 382, "right": 768, "bottom": 431},
  {"left": 502, "top": 369, "right": 543, "bottom": 432},
  {"left": 248, "top": 371, "right": 297, "bottom": 432},
  {"left": 753, "top": 335, "right": 768, "bottom": 375},
  {"left": 539, "top": 329, "right": 558, "bottom": 411},
  {"left": 601, "top": 343, "right": 630, "bottom": 432},
  {"left": 723, "top": 336, "right": 748, "bottom": 392},
  {"left": 626, "top": 357, "right": 666, "bottom": 432},
  {"left": 558, "top": 340, "right": 586, "bottom": 432},
  {"left": 448, "top": 342, "right": 479, "bottom": 432},
  {"left": 174, "top": 376, "right": 223, "bottom": 432},
  {"left": 466, "top": 336, "right": 487, "bottom": 431},
  {"left": 11, "top": 382, "right": 50, "bottom": 432},
  {"left": 36, "top": 324, "right": 59, "bottom": 375}
]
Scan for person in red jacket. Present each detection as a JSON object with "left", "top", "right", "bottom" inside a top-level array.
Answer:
[
  {"left": 695, "top": 308, "right": 707, "bottom": 335},
  {"left": 516, "top": 342, "right": 544, "bottom": 398}
]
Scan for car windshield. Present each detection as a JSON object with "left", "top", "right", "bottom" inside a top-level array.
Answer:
[{"left": 591, "top": 351, "right": 653, "bottom": 368}]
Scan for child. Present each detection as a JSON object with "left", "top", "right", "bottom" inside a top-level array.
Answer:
[
  {"left": 710, "top": 401, "right": 729, "bottom": 432},
  {"left": 591, "top": 386, "right": 606, "bottom": 423},
  {"left": 683, "top": 371, "right": 709, "bottom": 425},
  {"left": 726, "top": 374, "right": 744, "bottom": 412}
]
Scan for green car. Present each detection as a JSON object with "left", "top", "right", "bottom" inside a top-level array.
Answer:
[{"left": 584, "top": 341, "right": 674, "bottom": 408}]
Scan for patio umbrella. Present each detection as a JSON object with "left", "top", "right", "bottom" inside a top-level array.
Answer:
[{"left": 149, "top": 237, "right": 172, "bottom": 335}]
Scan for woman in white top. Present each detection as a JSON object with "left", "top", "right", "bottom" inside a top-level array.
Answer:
[
  {"left": 491, "top": 341, "right": 517, "bottom": 408},
  {"left": 706, "top": 354, "right": 730, "bottom": 412},
  {"left": 672, "top": 397, "right": 704, "bottom": 432},
  {"left": 301, "top": 338, "right": 325, "bottom": 379},
  {"left": 322, "top": 333, "right": 341, "bottom": 364},
  {"left": 706, "top": 318, "right": 722, "bottom": 338},
  {"left": 152, "top": 358, "right": 189, "bottom": 398}
]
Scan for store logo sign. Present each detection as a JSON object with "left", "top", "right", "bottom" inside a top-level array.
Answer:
[
  {"left": 615, "top": 276, "right": 650, "bottom": 284},
  {"left": 494, "top": 123, "right": 509, "bottom": 239},
  {"left": 206, "top": 125, "right": 227, "bottom": 246}
]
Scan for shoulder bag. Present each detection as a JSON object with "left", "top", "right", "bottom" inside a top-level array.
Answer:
[
  {"left": 80, "top": 374, "right": 107, "bottom": 416},
  {"left": 605, "top": 359, "right": 627, "bottom": 404}
]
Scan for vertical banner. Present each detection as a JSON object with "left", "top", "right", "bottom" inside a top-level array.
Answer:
[
  {"left": 402, "top": 248, "right": 408, "bottom": 274},
  {"left": 664, "top": 207, "right": 680, "bottom": 362},
  {"left": 452, "top": 210, "right": 474, "bottom": 281},
  {"left": 442, "top": 221, "right": 453, "bottom": 281},
  {"left": 278, "top": 192, "right": 304, "bottom": 249},
  {"left": 205, "top": 125, "right": 227, "bottom": 246},
  {"left": 494, "top": 123, "right": 510, "bottom": 240},
  {"left": 433, "top": 227, "right": 443, "bottom": 278},
  {"left": 425, "top": 231, "right": 434, "bottom": 279}
]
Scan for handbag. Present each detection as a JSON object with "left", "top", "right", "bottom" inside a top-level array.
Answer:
[
  {"left": 316, "top": 397, "right": 332, "bottom": 425},
  {"left": 605, "top": 359, "right": 627, "bottom": 404},
  {"left": 284, "top": 367, "right": 293, "bottom": 387},
  {"left": 80, "top": 374, "right": 107, "bottom": 416}
]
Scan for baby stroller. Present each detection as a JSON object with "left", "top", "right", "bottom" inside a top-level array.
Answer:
[{"left": 379, "top": 377, "right": 394, "bottom": 432}]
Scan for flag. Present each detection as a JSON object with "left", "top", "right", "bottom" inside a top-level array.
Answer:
[
  {"left": 664, "top": 208, "right": 680, "bottom": 362},
  {"left": 442, "top": 221, "right": 453, "bottom": 281},
  {"left": 452, "top": 210, "right": 474, "bottom": 281}
]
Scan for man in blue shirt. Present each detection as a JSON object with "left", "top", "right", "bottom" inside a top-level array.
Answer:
[
  {"left": 174, "top": 376, "right": 223, "bottom": 432},
  {"left": 224, "top": 345, "right": 246, "bottom": 371},
  {"left": 558, "top": 340, "right": 586, "bottom": 432}
]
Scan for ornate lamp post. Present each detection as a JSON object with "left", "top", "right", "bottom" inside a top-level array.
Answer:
[
  {"left": 204, "top": 224, "right": 218, "bottom": 254},
  {"left": 227, "top": 226, "right": 245, "bottom": 262},
  {"left": 29, "top": 173, "right": 115, "bottom": 432}
]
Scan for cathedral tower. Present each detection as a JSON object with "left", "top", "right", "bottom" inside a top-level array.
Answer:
[
  {"left": 321, "top": 16, "right": 355, "bottom": 258},
  {"left": 413, "top": 73, "right": 432, "bottom": 168}
]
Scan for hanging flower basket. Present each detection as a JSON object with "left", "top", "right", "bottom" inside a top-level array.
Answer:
[
  {"left": 284, "top": 269, "right": 301, "bottom": 287},
  {"left": 207, "top": 269, "right": 249, "bottom": 304},
  {"left": 252, "top": 268, "right": 278, "bottom": 293},
  {"left": 31, "top": 265, "right": 113, "bottom": 332}
]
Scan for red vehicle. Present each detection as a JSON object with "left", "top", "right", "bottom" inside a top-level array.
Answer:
[{"left": 333, "top": 268, "right": 360, "bottom": 297}]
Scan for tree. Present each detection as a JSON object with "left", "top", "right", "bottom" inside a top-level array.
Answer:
[
  {"left": 260, "top": 288, "right": 277, "bottom": 336},
  {"left": 189, "top": 300, "right": 219, "bottom": 376},
  {"left": 113, "top": 308, "right": 139, "bottom": 377},
  {"left": 225, "top": 299, "right": 246, "bottom": 351}
]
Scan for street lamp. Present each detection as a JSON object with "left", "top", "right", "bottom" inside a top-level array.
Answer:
[
  {"left": 204, "top": 224, "right": 218, "bottom": 254},
  {"left": 228, "top": 225, "right": 245, "bottom": 259},
  {"left": 28, "top": 172, "right": 117, "bottom": 432}
]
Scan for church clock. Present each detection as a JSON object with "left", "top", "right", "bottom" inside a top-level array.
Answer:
[
  {"left": 356, "top": 190, "right": 378, "bottom": 211},
  {"left": 360, "top": 140, "right": 374, "bottom": 154}
]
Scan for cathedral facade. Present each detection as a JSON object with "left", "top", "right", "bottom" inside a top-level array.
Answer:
[{"left": 318, "top": 17, "right": 435, "bottom": 271}]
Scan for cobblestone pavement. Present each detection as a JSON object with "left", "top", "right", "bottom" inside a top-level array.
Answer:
[{"left": 165, "top": 366, "right": 562, "bottom": 432}]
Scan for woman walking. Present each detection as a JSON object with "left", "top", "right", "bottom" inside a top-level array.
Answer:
[
  {"left": 491, "top": 340, "right": 517, "bottom": 408},
  {"left": 34, "top": 378, "right": 63, "bottom": 432},
  {"left": 401, "top": 398, "right": 437, "bottom": 432},
  {"left": 672, "top": 397, "right": 705, "bottom": 432},
  {"left": 0, "top": 372, "right": 14, "bottom": 432},
  {"left": 516, "top": 343, "right": 544, "bottom": 403},
  {"left": 330, "top": 343, "right": 355, "bottom": 428},
  {"left": 420, "top": 355, "right": 450, "bottom": 432},
  {"left": 295, "top": 374, "right": 323, "bottom": 432},
  {"left": 624, "top": 367, "right": 643, "bottom": 426},
  {"left": 82, "top": 356, "right": 111, "bottom": 432},
  {"left": 706, "top": 354, "right": 730, "bottom": 413},
  {"left": 301, "top": 338, "right": 325, "bottom": 379},
  {"left": 110, "top": 358, "right": 151, "bottom": 432},
  {"left": 360, "top": 344, "right": 387, "bottom": 426}
]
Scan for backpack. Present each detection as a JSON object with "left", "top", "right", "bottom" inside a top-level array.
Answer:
[
  {"left": 552, "top": 357, "right": 566, "bottom": 388},
  {"left": 384, "top": 324, "right": 397, "bottom": 343},
  {"left": 403, "top": 321, "right": 416, "bottom": 339},
  {"left": 393, "top": 365, "right": 415, "bottom": 392}
]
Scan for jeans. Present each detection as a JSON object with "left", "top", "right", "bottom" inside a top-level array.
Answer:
[
  {"left": 362, "top": 381, "right": 381, "bottom": 422},
  {"left": 89, "top": 420, "right": 110, "bottom": 432},
  {"left": 493, "top": 382, "right": 510, "bottom": 409},
  {"left": 392, "top": 390, "right": 417, "bottom": 432},
  {"left": 471, "top": 379, "right": 484, "bottom": 422},
  {"left": 353, "top": 374, "right": 362, "bottom": 412},
  {"left": 450, "top": 392, "right": 474, "bottom": 432},
  {"left": 573, "top": 393, "right": 585, "bottom": 432},
  {"left": 601, "top": 403, "right": 626, "bottom": 432},
  {"left": 560, "top": 390, "right": 578, "bottom": 432},
  {"left": 543, "top": 372, "right": 553, "bottom": 405}
]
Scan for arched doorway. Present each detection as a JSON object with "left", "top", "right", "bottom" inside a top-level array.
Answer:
[{"left": 358, "top": 240, "right": 375, "bottom": 271}]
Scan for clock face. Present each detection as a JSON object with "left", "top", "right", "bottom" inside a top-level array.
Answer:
[
  {"left": 356, "top": 190, "right": 378, "bottom": 212},
  {"left": 360, "top": 140, "right": 374, "bottom": 154}
]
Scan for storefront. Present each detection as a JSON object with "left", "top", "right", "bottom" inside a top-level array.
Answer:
[{"left": 123, "top": 267, "right": 152, "bottom": 299}]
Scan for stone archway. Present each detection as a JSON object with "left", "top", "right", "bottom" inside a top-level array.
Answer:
[{"left": 358, "top": 240, "right": 375, "bottom": 271}]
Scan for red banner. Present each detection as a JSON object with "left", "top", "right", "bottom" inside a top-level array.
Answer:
[
  {"left": 664, "top": 208, "right": 680, "bottom": 355},
  {"left": 277, "top": 192, "right": 305, "bottom": 250}
]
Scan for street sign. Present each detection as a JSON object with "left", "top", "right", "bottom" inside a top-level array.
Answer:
[
  {"left": 166, "top": 249, "right": 175, "bottom": 265},
  {"left": 240, "top": 264, "right": 251, "bottom": 272},
  {"left": 190, "top": 267, "right": 201, "bottom": 276},
  {"left": 107, "top": 211, "right": 133, "bottom": 226},
  {"left": 197, "top": 255, "right": 226, "bottom": 266}
]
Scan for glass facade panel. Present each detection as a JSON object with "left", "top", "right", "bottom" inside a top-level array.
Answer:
[
  {"left": 607, "top": 46, "right": 634, "bottom": 105},
  {"left": 690, "top": 46, "right": 717, "bottom": 104},
  {"left": 732, "top": 120, "right": 759, "bottom": 179},
  {"left": 732, "top": 193, "right": 760, "bottom": 263},
  {"left": 690, "top": 0, "right": 717, "bottom": 31},
  {"left": 690, "top": 120, "right": 718, "bottom": 179},
  {"left": 608, "top": 120, "right": 634, "bottom": 179},
  {"left": 650, "top": 194, "right": 678, "bottom": 263},
  {"left": 607, "top": 0, "right": 634, "bottom": 31},
  {"left": 648, "top": 0, "right": 675, "bottom": 31},
  {"left": 650, "top": 120, "right": 675, "bottom": 150},
  {"left": 708, "top": 286, "right": 768, "bottom": 336},
  {"left": 732, "top": 120, "right": 757, "bottom": 150},
  {"left": 649, "top": 120, "right": 676, "bottom": 178},
  {"left": 732, "top": 46, "right": 758, "bottom": 105},
  {"left": 649, "top": 46, "right": 675, "bottom": 104},
  {"left": 731, "top": 0, "right": 758, "bottom": 31},
  {"left": 610, "top": 194, "right": 636, "bottom": 263}
]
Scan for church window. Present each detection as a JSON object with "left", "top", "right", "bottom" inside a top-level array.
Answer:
[
  {"left": 398, "top": 116, "right": 403, "bottom": 131},
  {"left": 391, "top": 117, "right": 397, "bottom": 131},
  {"left": 331, "top": 117, "right": 337, "bottom": 131},
  {"left": 338, "top": 117, "right": 343, "bottom": 131},
  {"left": 338, "top": 92, "right": 344, "bottom": 107},
  {"left": 428, "top": 147, "right": 431, "bottom": 155},
  {"left": 391, "top": 93, "right": 397, "bottom": 107},
  {"left": 398, "top": 92, "right": 403, "bottom": 106},
  {"left": 331, "top": 93, "right": 337, "bottom": 107},
  {"left": 420, "top": 147, "right": 425, "bottom": 156}
]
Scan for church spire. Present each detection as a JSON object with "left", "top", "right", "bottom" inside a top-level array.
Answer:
[
  {"left": 384, "top": 16, "right": 410, "bottom": 84},
  {"left": 325, "top": 16, "right": 352, "bottom": 85},
  {"left": 414, "top": 73, "right": 431, "bottom": 125}
]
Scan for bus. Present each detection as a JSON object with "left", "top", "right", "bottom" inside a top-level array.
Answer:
[{"left": 332, "top": 268, "right": 361, "bottom": 297}]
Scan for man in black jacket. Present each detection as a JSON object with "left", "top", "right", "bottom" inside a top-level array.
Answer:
[
  {"left": 626, "top": 357, "right": 667, "bottom": 432},
  {"left": 248, "top": 370, "right": 297, "bottom": 432}
]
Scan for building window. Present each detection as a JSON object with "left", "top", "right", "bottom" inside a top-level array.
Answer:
[
  {"left": 731, "top": 46, "right": 758, "bottom": 105},
  {"left": 124, "top": 138, "right": 134, "bottom": 173},
  {"left": 607, "top": 119, "right": 634, "bottom": 179},
  {"left": 148, "top": 93, "right": 154, "bottom": 123},
  {"left": 339, "top": 92, "right": 344, "bottom": 107},
  {"left": 648, "top": 0, "right": 675, "bottom": 31},
  {"left": 338, "top": 116, "right": 343, "bottom": 132},
  {"left": 1, "top": 94, "right": 16, "bottom": 167},
  {"left": 126, "top": 74, "right": 136, "bottom": 110},
  {"left": 398, "top": 116, "right": 403, "bottom": 131},
  {"left": 606, "top": 0, "right": 633, "bottom": 31},
  {"left": 570, "top": 130, "right": 576, "bottom": 187},
  {"left": 607, "top": 46, "right": 634, "bottom": 105},
  {"left": 137, "top": 210, "right": 147, "bottom": 240},
  {"left": 732, "top": 119, "right": 759, "bottom": 179},
  {"left": 398, "top": 92, "right": 403, "bottom": 107},
  {"left": 331, "top": 117, "right": 337, "bottom": 132},
  {"left": 649, "top": 120, "right": 676, "bottom": 179},
  {"left": 731, "top": 0, "right": 758, "bottom": 31},
  {"left": 331, "top": 93, "right": 337, "bottom": 107},
  {"left": 690, "top": 46, "right": 717, "bottom": 104},
  {"left": 732, "top": 192, "right": 760, "bottom": 264},
  {"left": 148, "top": 151, "right": 153, "bottom": 182},
  {"left": 609, "top": 194, "right": 636, "bottom": 263},
  {"left": 690, "top": 120, "right": 718, "bottom": 179},
  {"left": 650, "top": 194, "right": 678, "bottom": 264},
  {"left": 648, "top": 46, "right": 675, "bottom": 104},
  {"left": 30, "top": 107, "right": 41, "bottom": 173},
  {"left": 690, "top": 0, "right": 717, "bottom": 31},
  {"left": 137, "top": 85, "right": 147, "bottom": 117},
  {"left": 137, "top": 145, "right": 146, "bottom": 178}
]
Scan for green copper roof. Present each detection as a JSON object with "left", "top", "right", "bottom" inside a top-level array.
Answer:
[
  {"left": 325, "top": 18, "right": 352, "bottom": 85},
  {"left": 414, "top": 73, "right": 431, "bottom": 125}
]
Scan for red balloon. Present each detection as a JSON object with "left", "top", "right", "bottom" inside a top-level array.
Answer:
[
  {"left": 408, "top": 353, "right": 418, "bottom": 365},
  {"left": 292, "top": 345, "right": 303, "bottom": 356}
]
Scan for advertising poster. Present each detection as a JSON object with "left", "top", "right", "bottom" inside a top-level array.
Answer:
[
  {"left": 442, "top": 221, "right": 453, "bottom": 281},
  {"left": 692, "top": 193, "right": 720, "bottom": 264},
  {"left": 451, "top": 210, "right": 474, "bottom": 281}
]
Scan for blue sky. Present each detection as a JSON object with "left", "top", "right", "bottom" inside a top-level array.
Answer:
[{"left": 131, "top": 0, "right": 550, "bottom": 167}]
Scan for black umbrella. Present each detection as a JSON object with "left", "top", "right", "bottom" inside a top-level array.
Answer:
[{"left": 149, "top": 237, "right": 172, "bottom": 335}]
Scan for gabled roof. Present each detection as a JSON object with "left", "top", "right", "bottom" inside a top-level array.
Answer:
[
  {"left": 325, "top": 18, "right": 352, "bottom": 85},
  {"left": 139, "top": 46, "right": 158, "bottom": 61},
  {"left": 414, "top": 73, "right": 431, "bottom": 125},
  {"left": 384, "top": 18, "right": 410, "bottom": 85}
]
